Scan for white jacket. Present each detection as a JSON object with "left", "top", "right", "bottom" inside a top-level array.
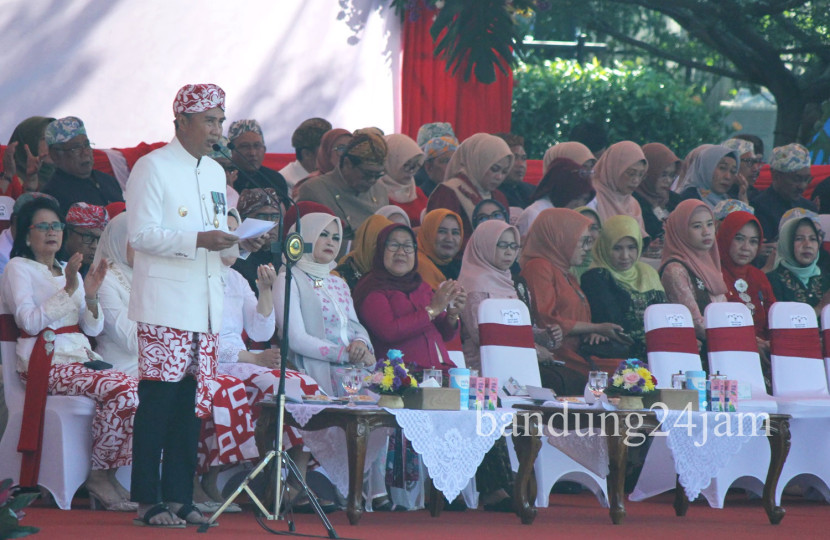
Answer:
[{"left": 126, "top": 137, "right": 228, "bottom": 333}]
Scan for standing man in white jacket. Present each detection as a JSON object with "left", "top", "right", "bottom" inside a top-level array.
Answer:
[{"left": 126, "top": 84, "right": 257, "bottom": 528}]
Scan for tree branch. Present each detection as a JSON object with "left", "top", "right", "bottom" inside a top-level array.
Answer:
[
  {"left": 772, "top": 13, "right": 830, "bottom": 63},
  {"left": 589, "top": 20, "right": 746, "bottom": 80}
]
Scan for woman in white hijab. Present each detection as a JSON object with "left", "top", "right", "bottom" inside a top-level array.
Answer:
[{"left": 274, "top": 212, "right": 374, "bottom": 395}]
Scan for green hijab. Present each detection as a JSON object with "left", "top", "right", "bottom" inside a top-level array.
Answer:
[
  {"left": 591, "top": 214, "right": 665, "bottom": 293},
  {"left": 572, "top": 206, "right": 601, "bottom": 278},
  {"left": 777, "top": 217, "right": 821, "bottom": 286}
]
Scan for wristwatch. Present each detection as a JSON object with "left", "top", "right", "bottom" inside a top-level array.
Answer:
[{"left": 425, "top": 306, "right": 436, "bottom": 320}]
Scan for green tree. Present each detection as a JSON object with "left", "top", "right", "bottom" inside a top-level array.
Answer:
[
  {"left": 395, "top": 1, "right": 830, "bottom": 145},
  {"left": 512, "top": 59, "right": 726, "bottom": 158}
]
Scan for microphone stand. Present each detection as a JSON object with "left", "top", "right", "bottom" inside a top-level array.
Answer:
[{"left": 200, "top": 145, "right": 337, "bottom": 538}]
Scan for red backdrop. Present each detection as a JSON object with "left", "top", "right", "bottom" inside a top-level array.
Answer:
[{"left": 399, "top": 9, "right": 513, "bottom": 142}]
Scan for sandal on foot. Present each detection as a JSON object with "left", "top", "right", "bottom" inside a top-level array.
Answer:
[
  {"left": 175, "top": 503, "right": 217, "bottom": 527},
  {"left": 372, "top": 497, "right": 406, "bottom": 512},
  {"left": 133, "top": 503, "right": 186, "bottom": 528}
]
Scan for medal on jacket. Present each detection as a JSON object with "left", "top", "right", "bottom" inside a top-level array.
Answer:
[{"left": 211, "top": 191, "right": 226, "bottom": 229}]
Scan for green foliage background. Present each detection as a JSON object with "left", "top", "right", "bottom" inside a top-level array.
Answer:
[{"left": 512, "top": 59, "right": 728, "bottom": 159}]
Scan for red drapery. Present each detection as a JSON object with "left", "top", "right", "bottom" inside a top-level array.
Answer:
[{"left": 400, "top": 8, "right": 513, "bottom": 142}]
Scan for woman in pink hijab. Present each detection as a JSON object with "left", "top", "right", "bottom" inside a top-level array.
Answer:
[
  {"left": 660, "top": 199, "right": 728, "bottom": 340},
  {"left": 381, "top": 134, "right": 428, "bottom": 226},
  {"left": 592, "top": 141, "right": 649, "bottom": 237}
]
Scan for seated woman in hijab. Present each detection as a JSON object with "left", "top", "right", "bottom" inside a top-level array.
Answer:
[
  {"left": 520, "top": 208, "right": 627, "bottom": 388},
  {"left": 334, "top": 214, "right": 393, "bottom": 290},
  {"left": 580, "top": 215, "right": 668, "bottom": 361},
  {"left": 542, "top": 141, "right": 596, "bottom": 177},
  {"left": 634, "top": 143, "right": 682, "bottom": 242},
  {"left": 416, "top": 208, "right": 464, "bottom": 289},
  {"left": 572, "top": 207, "right": 602, "bottom": 280},
  {"left": 93, "top": 213, "right": 256, "bottom": 513},
  {"left": 591, "top": 141, "right": 649, "bottom": 238},
  {"left": 516, "top": 157, "right": 596, "bottom": 242},
  {"left": 427, "top": 133, "right": 513, "bottom": 245},
  {"left": 380, "top": 134, "right": 427, "bottom": 227},
  {"left": 354, "top": 223, "right": 466, "bottom": 375},
  {"left": 2, "top": 197, "right": 137, "bottom": 511},
  {"left": 375, "top": 205, "right": 411, "bottom": 226},
  {"left": 7, "top": 116, "right": 56, "bottom": 192},
  {"left": 677, "top": 145, "right": 742, "bottom": 208},
  {"left": 274, "top": 212, "right": 375, "bottom": 395},
  {"left": 716, "top": 210, "right": 776, "bottom": 385},
  {"left": 660, "top": 200, "right": 728, "bottom": 342},
  {"left": 766, "top": 215, "right": 830, "bottom": 315},
  {"left": 458, "top": 219, "right": 563, "bottom": 372}
]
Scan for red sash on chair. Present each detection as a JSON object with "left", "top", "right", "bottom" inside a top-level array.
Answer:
[
  {"left": 15, "top": 320, "right": 81, "bottom": 487},
  {"left": 706, "top": 326, "right": 758, "bottom": 353},
  {"left": 478, "top": 322, "right": 534, "bottom": 349},
  {"left": 770, "top": 328, "right": 822, "bottom": 360},
  {"left": 822, "top": 329, "right": 830, "bottom": 358},
  {"left": 645, "top": 326, "right": 697, "bottom": 354}
]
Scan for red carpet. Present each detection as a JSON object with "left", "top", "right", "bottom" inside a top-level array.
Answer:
[{"left": 18, "top": 491, "right": 830, "bottom": 539}]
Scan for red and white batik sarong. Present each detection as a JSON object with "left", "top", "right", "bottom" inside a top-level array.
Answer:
[
  {"left": 22, "top": 363, "right": 138, "bottom": 469},
  {"left": 136, "top": 323, "right": 217, "bottom": 418},
  {"left": 196, "top": 374, "right": 259, "bottom": 472}
]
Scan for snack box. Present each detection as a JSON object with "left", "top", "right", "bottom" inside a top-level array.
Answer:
[{"left": 402, "top": 388, "right": 461, "bottom": 410}]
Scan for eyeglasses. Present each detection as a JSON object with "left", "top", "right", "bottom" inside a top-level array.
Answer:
[
  {"left": 579, "top": 167, "right": 594, "bottom": 180},
  {"left": 473, "top": 211, "right": 506, "bottom": 226},
  {"left": 333, "top": 144, "right": 348, "bottom": 154},
  {"left": 401, "top": 159, "right": 423, "bottom": 174},
  {"left": 234, "top": 143, "right": 265, "bottom": 152},
  {"left": 785, "top": 173, "right": 813, "bottom": 185},
  {"left": 496, "top": 241, "right": 519, "bottom": 250},
  {"left": 54, "top": 141, "right": 92, "bottom": 156},
  {"left": 68, "top": 226, "right": 101, "bottom": 245},
  {"left": 252, "top": 212, "right": 280, "bottom": 222},
  {"left": 580, "top": 236, "right": 595, "bottom": 250},
  {"left": 29, "top": 221, "right": 65, "bottom": 232},
  {"left": 358, "top": 166, "right": 385, "bottom": 180},
  {"left": 385, "top": 242, "right": 416, "bottom": 254}
]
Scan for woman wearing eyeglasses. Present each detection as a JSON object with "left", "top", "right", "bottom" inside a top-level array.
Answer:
[
  {"left": 458, "top": 219, "right": 564, "bottom": 371},
  {"left": 231, "top": 187, "right": 283, "bottom": 292},
  {"left": 520, "top": 208, "right": 626, "bottom": 388},
  {"left": 380, "top": 134, "right": 428, "bottom": 227},
  {"left": 354, "top": 223, "right": 466, "bottom": 374},
  {"left": 677, "top": 145, "right": 742, "bottom": 209},
  {"left": 580, "top": 215, "right": 668, "bottom": 362},
  {"left": 0, "top": 196, "right": 138, "bottom": 511}
]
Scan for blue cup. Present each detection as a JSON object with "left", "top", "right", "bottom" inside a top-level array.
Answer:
[
  {"left": 685, "top": 370, "right": 707, "bottom": 411},
  {"left": 449, "top": 368, "right": 470, "bottom": 410}
]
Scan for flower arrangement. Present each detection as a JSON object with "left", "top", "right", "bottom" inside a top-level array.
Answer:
[
  {"left": 0, "top": 478, "right": 39, "bottom": 538},
  {"left": 365, "top": 349, "right": 418, "bottom": 395},
  {"left": 604, "top": 359, "right": 657, "bottom": 396}
]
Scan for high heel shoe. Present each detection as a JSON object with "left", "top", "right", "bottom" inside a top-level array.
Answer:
[{"left": 88, "top": 487, "right": 139, "bottom": 512}]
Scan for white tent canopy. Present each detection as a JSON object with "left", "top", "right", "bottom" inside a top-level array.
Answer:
[{"left": 0, "top": 0, "right": 401, "bottom": 151}]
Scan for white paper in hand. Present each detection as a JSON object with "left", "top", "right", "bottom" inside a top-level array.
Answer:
[{"left": 232, "top": 218, "right": 276, "bottom": 240}]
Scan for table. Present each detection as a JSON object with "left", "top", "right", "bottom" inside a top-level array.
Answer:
[
  {"left": 255, "top": 402, "right": 514, "bottom": 525},
  {"left": 510, "top": 405, "right": 791, "bottom": 525}
]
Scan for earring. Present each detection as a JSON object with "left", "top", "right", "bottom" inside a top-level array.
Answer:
[{"left": 26, "top": 239, "right": 31, "bottom": 246}]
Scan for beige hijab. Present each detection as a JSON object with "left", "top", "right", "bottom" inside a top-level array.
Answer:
[
  {"left": 380, "top": 134, "right": 424, "bottom": 203},
  {"left": 443, "top": 133, "right": 514, "bottom": 222},
  {"left": 593, "top": 140, "right": 648, "bottom": 236},
  {"left": 542, "top": 142, "right": 595, "bottom": 174}
]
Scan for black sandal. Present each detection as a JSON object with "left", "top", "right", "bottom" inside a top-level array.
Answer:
[
  {"left": 175, "top": 503, "right": 217, "bottom": 527},
  {"left": 132, "top": 503, "right": 186, "bottom": 528}
]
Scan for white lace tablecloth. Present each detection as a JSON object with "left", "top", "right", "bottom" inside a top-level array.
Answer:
[
  {"left": 655, "top": 409, "right": 766, "bottom": 501},
  {"left": 284, "top": 404, "right": 515, "bottom": 502},
  {"left": 387, "top": 408, "right": 516, "bottom": 502}
]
